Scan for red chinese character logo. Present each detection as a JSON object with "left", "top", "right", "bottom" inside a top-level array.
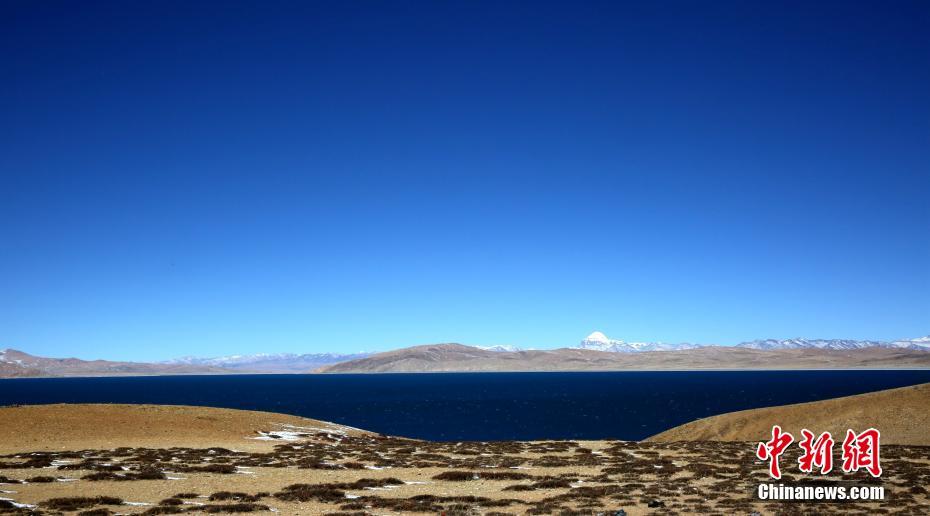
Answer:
[
  {"left": 841, "top": 428, "right": 882, "bottom": 477},
  {"left": 798, "top": 429, "right": 834, "bottom": 474},
  {"left": 756, "top": 425, "right": 794, "bottom": 479}
]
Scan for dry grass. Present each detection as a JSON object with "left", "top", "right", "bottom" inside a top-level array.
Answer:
[
  {"left": 0, "top": 404, "right": 370, "bottom": 454},
  {"left": 648, "top": 382, "right": 930, "bottom": 445},
  {"left": 0, "top": 403, "right": 927, "bottom": 514}
]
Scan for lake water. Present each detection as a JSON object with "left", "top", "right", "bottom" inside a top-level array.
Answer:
[{"left": 2, "top": 370, "right": 929, "bottom": 441}]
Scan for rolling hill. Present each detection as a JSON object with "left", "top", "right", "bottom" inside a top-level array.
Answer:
[
  {"left": 0, "top": 348, "right": 230, "bottom": 378},
  {"left": 648, "top": 382, "right": 930, "bottom": 445},
  {"left": 316, "top": 343, "right": 930, "bottom": 373}
]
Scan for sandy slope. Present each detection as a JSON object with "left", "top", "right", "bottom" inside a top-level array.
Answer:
[
  {"left": 0, "top": 404, "right": 368, "bottom": 454},
  {"left": 648, "top": 382, "right": 930, "bottom": 445}
]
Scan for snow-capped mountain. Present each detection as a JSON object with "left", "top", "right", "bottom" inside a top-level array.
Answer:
[
  {"left": 165, "top": 352, "right": 371, "bottom": 373},
  {"left": 575, "top": 332, "right": 930, "bottom": 353},
  {"left": 737, "top": 336, "right": 930, "bottom": 351},
  {"left": 736, "top": 338, "right": 880, "bottom": 350},
  {"left": 0, "top": 349, "right": 17, "bottom": 363},
  {"left": 889, "top": 336, "right": 930, "bottom": 350},
  {"left": 575, "top": 331, "right": 700, "bottom": 353},
  {"left": 478, "top": 345, "right": 524, "bottom": 352}
]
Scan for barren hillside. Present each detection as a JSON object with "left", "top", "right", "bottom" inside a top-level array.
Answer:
[
  {"left": 648, "top": 382, "right": 930, "bottom": 445},
  {"left": 317, "top": 343, "right": 930, "bottom": 373}
]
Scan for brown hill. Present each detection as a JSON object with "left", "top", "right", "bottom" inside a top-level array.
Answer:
[
  {"left": 648, "top": 382, "right": 930, "bottom": 445},
  {"left": 317, "top": 343, "right": 930, "bottom": 373},
  {"left": 0, "top": 360, "right": 43, "bottom": 377},
  {"left": 0, "top": 403, "right": 369, "bottom": 454},
  {"left": 0, "top": 348, "right": 230, "bottom": 378}
]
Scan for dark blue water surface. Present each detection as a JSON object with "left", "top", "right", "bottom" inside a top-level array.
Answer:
[{"left": 2, "top": 371, "right": 929, "bottom": 441}]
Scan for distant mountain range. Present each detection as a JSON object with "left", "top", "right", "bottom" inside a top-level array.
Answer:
[
  {"left": 574, "top": 331, "right": 930, "bottom": 353},
  {"left": 736, "top": 336, "right": 930, "bottom": 351},
  {"left": 163, "top": 352, "right": 371, "bottom": 373},
  {"left": 0, "top": 348, "right": 370, "bottom": 378},
  {"left": 0, "top": 348, "right": 228, "bottom": 378},
  {"left": 319, "top": 331, "right": 930, "bottom": 373},
  {"left": 317, "top": 342, "right": 930, "bottom": 373},
  {"left": 3, "top": 331, "right": 928, "bottom": 378},
  {"left": 575, "top": 331, "right": 701, "bottom": 352}
]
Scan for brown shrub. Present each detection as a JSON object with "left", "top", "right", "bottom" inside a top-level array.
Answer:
[
  {"left": 432, "top": 471, "right": 477, "bottom": 481},
  {"left": 41, "top": 496, "right": 124, "bottom": 511},
  {"left": 274, "top": 484, "right": 346, "bottom": 502},
  {"left": 201, "top": 503, "right": 269, "bottom": 513},
  {"left": 25, "top": 475, "right": 57, "bottom": 483},
  {"left": 182, "top": 464, "right": 237, "bottom": 474},
  {"left": 208, "top": 492, "right": 266, "bottom": 502},
  {"left": 477, "top": 471, "right": 533, "bottom": 481}
]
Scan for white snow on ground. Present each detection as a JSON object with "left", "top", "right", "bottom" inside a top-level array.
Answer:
[
  {"left": 124, "top": 502, "right": 153, "bottom": 506},
  {"left": 285, "top": 423, "right": 350, "bottom": 435},
  {"left": 251, "top": 431, "right": 309, "bottom": 441},
  {"left": 0, "top": 498, "right": 35, "bottom": 509},
  {"left": 249, "top": 421, "right": 358, "bottom": 441}
]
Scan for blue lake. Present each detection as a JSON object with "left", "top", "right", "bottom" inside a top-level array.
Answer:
[{"left": 2, "top": 370, "right": 929, "bottom": 441}]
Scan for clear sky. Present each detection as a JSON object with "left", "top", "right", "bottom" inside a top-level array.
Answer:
[{"left": 2, "top": 1, "right": 928, "bottom": 361}]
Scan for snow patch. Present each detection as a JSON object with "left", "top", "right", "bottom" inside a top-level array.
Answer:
[{"left": 0, "top": 498, "right": 34, "bottom": 509}]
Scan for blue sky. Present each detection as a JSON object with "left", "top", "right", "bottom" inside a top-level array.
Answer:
[{"left": 2, "top": 1, "right": 928, "bottom": 361}]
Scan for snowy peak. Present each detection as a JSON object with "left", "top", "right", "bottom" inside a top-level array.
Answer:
[
  {"left": 577, "top": 332, "right": 930, "bottom": 353},
  {"left": 576, "top": 332, "right": 699, "bottom": 353},
  {"left": 584, "top": 332, "right": 610, "bottom": 344},
  {"left": 737, "top": 336, "right": 930, "bottom": 351},
  {"left": 478, "top": 345, "right": 524, "bottom": 352},
  {"left": 577, "top": 331, "right": 624, "bottom": 352},
  {"left": 737, "top": 338, "right": 881, "bottom": 351},
  {"left": 891, "top": 336, "right": 930, "bottom": 350}
]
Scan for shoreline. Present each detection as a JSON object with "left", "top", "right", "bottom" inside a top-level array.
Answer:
[
  {"left": 3, "top": 381, "right": 930, "bottom": 447},
  {"left": 4, "top": 366, "right": 930, "bottom": 381}
]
